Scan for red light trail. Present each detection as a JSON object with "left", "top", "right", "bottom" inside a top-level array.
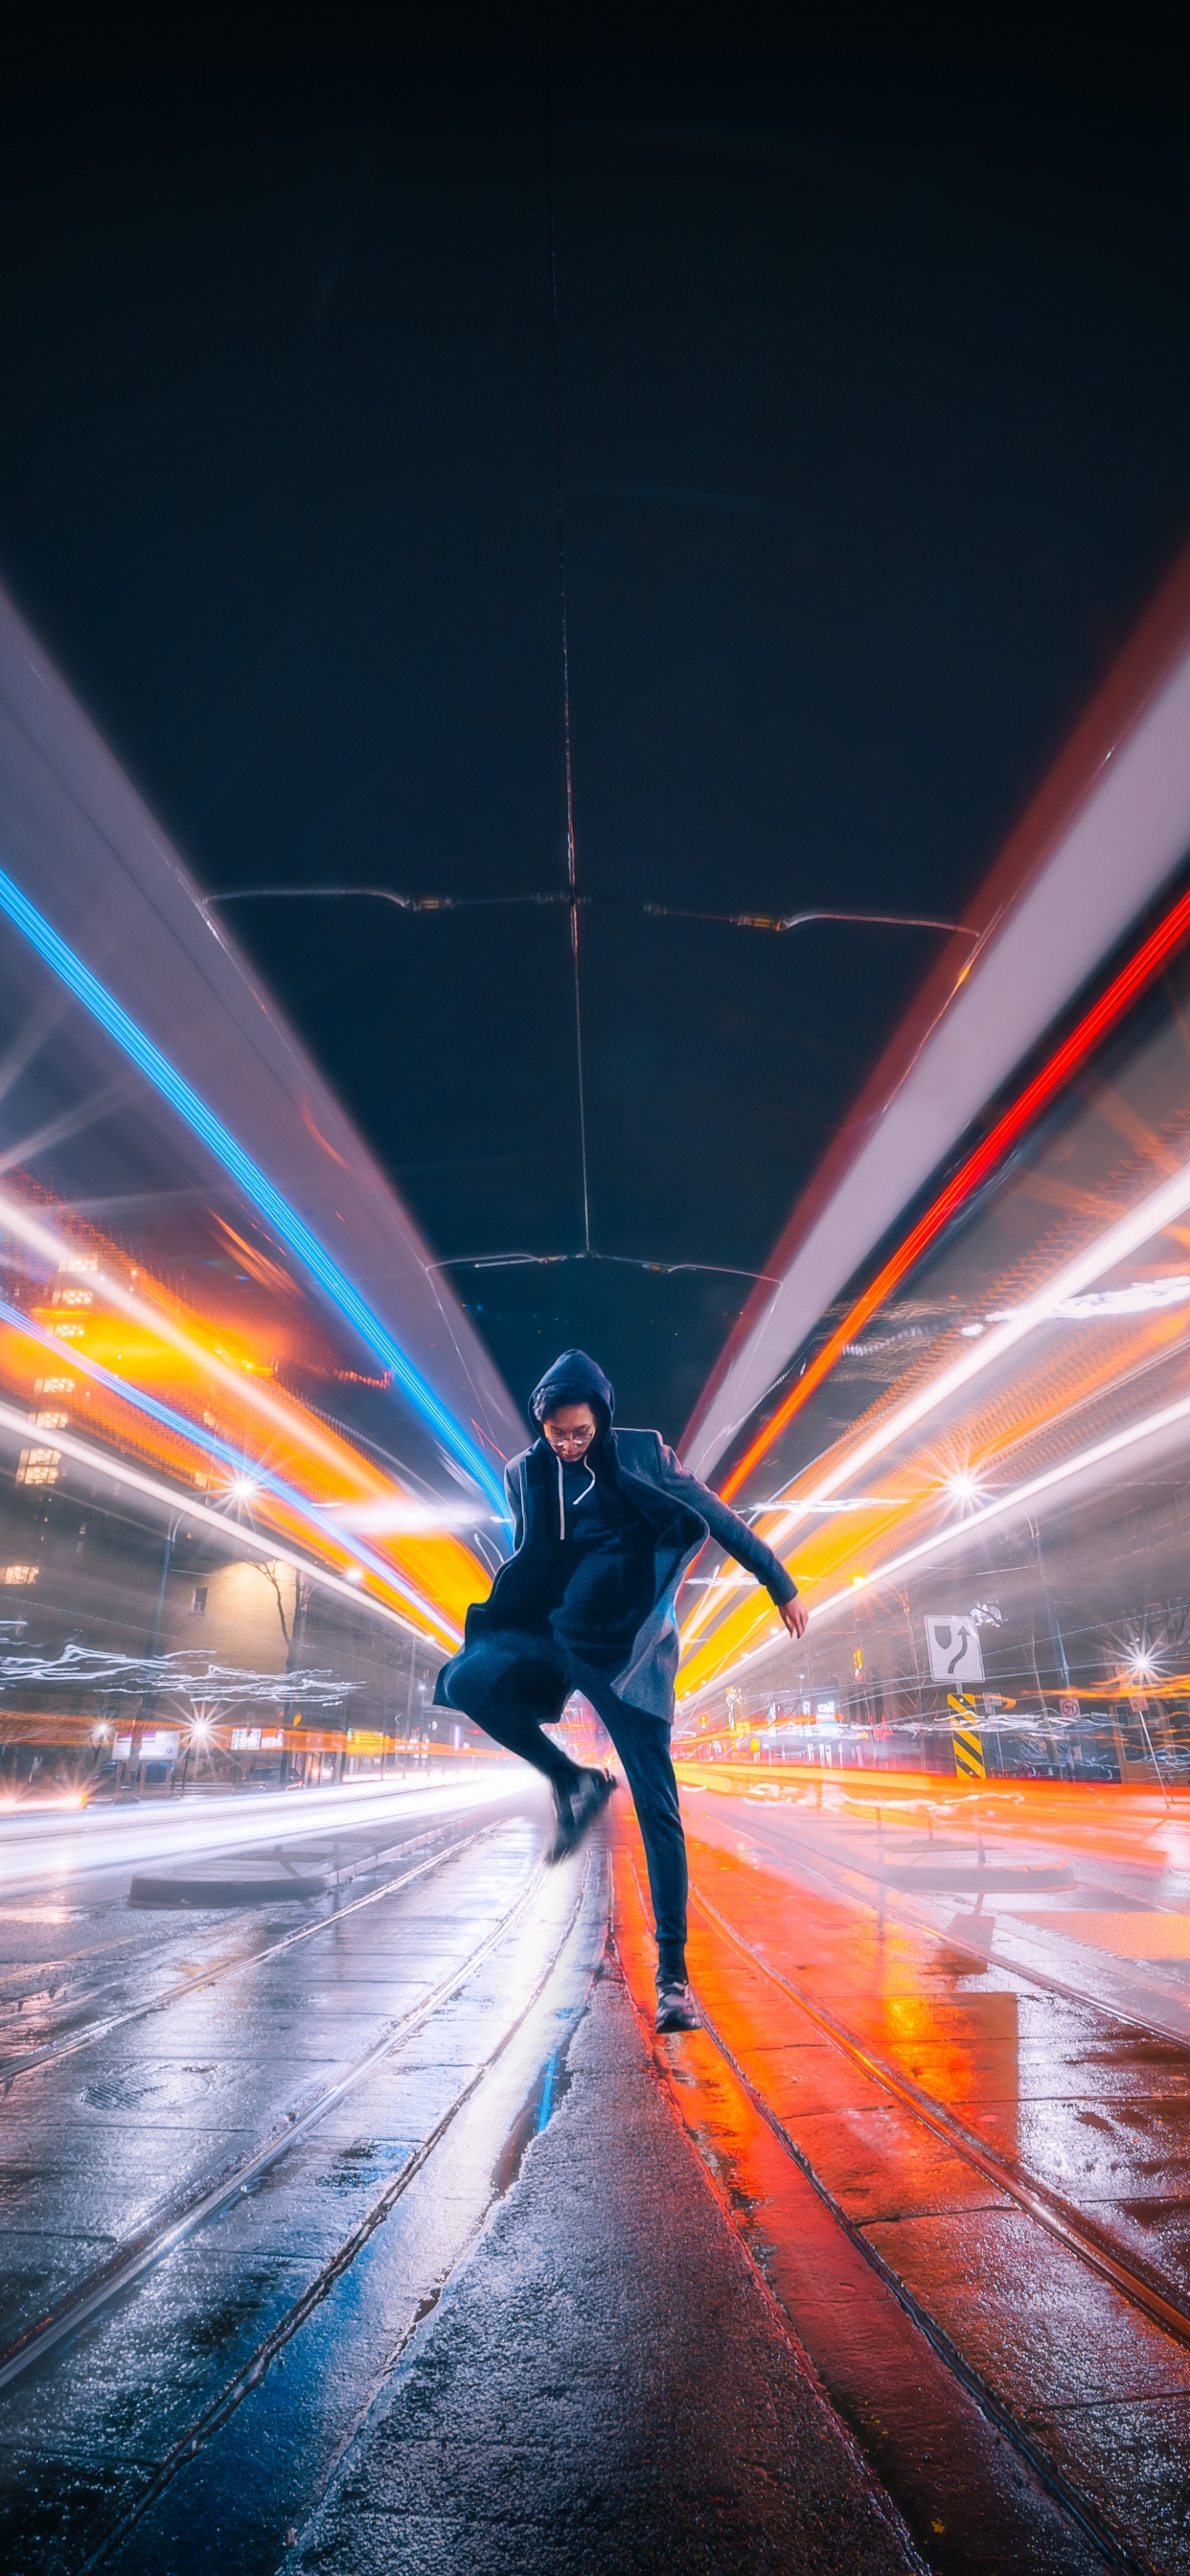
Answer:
[{"left": 719, "top": 880, "right": 1190, "bottom": 1504}]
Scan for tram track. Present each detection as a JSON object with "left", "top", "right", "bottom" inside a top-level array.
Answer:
[
  {"left": 66, "top": 1852, "right": 600, "bottom": 2575},
  {"left": 685, "top": 1973, "right": 1140, "bottom": 2573},
  {"left": 690, "top": 1804, "right": 1190, "bottom": 2323},
  {"left": 616, "top": 1849, "right": 1142, "bottom": 2575},
  {"left": 0, "top": 1822, "right": 548, "bottom": 2397},
  {"left": 706, "top": 1797, "right": 1190, "bottom": 2041},
  {"left": 0, "top": 1808, "right": 508, "bottom": 2084},
  {"left": 689, "top": 1875, "right": 1190, "bottom": 2353}
]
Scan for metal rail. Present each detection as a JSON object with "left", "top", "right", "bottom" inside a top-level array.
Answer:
[
  {"left": 689, "top": 1876, "right": 1190, "bottom": 2354},
  {"left": 0, "top": 1827, "right": 543, "bottom": 2395},
  {"left": 676, "top": 1962, "right": 1141, "bottom": 2574},
  {"left": 695, "top": 1802, "right": 1190, "bottom": 2315},
  {"left": 616, "top": 1851, "right": 1139, "bottom": 2572},
  {"left": 717, "top": 1799, "right": 1190, "bottom": 2052},
  {"left": 71, "top": 1852, "right": 600, "bottom": 2573},
  {"left": 0, "top": 1811, "right": 497, "bottom": 2084}
]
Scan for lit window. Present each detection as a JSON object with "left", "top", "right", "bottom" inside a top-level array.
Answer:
[
  {"left": 34, "top": 1411, "right": 69, "bottom": 1431},
  {"left": 2, "top": 1564, "right": 37, "bottom": 1584},
  {"left": 51, "top": 1288, "right": 93, "bottom": 1307},
  {"left": 58, "top": 1257, "right": 97, "bottom": 1274},
  {"left": 34, "top": 1377, "right": 74, "bottom": 1395},
  {"left": 52, "top": 1323, "right": 84, "bottom": 1340},
  {"left": 16, "top": 1447, "right": 60, "bottom": 1486},
  {"left": 192, "top": 1585, "right": 208, "bottom": 1616}
]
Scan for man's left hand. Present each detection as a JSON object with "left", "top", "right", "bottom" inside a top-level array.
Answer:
[{"left": 779, "top": 1597, "right": 809, "bottom": 1641}]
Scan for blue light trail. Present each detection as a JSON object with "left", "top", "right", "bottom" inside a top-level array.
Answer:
[
  {"left": 0, "top": 1293, "right": 456, "bottom": 1635},
  {"left": 0, "top": 863, "right": 506, "bottom": 1517}
]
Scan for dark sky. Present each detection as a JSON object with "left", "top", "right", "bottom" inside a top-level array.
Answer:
[{"left": 2, "top": 12, "right": 1189, "bottom": 1441}]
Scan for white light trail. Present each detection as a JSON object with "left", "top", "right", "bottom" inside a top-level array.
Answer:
[
  {"left": 326, "top": 1499, "right": 486, "bottom": 1533},
  {"left": 0, "top": 1643, "right": 351, "bottom": 1702},
  {"left": 0, "top": 1188, "right": 367, "bottom": 1479},
  {"left": 750, "top": 1495, "right": 912, "bottom": 1512},
  {"left": 764, "top": 1152, "right": 1190, "bottom": 1552},
  {"left": 0, "top": 1190, "right": 469, "bottom": 1640},
  {"left": 1046, "top": 1276, "right": 1190, "bottom": 1319},
  {"left": 0, "top": 1396, "right": 457, "bottom": 1644},
  {"left": 684, "top": 1145, "right": 1190, "bottom": 1659},
  {"left": 0, "top": 1771, "right": 515, "bottom": 1899},
  {"left": 706, "top": 1376, "right": 1190, "bottom": 1690}
]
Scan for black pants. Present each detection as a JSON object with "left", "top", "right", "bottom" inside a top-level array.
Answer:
[{"left": 442, "top": 1628, "right": 687, "bottom": 1981}]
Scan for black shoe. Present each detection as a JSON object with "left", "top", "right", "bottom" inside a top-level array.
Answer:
[
  {"left": 547, "top": 1767, "right": 615, "bottom": 1864},
  {"left": 655, "top": 1980, "right": 700, "bottom": 2033}
]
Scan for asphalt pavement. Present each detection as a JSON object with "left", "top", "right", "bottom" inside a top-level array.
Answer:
[{"left": 3, "top": 1769, "right": 1190, "bottom": 2573}]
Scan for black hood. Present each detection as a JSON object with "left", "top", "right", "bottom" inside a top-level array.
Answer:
[{"left": 528, "top": 1349, "right": 615, "bottom": 1438}]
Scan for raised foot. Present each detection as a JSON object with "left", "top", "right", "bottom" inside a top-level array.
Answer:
[{"left": 547, "top": 1766, "right": 616, "bottom": 1864}]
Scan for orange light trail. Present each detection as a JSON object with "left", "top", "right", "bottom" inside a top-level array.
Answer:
[
  {"left": 680, "top": 1351, "right": 1190, "bottom": 1699},
  {"left": 0, "top": 1189, "right": 492, "bottom": 1644},
  {"left": 719, "top": 881, "right": 1190, "bottom": 1504},
  {"left": 682, "top": 1116, "right": 1190, "bottom": 1673}
]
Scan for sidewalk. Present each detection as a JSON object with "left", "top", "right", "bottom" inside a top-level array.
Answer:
[{"left": 286, "top": 1944, "right": 918, "bottom": 2576}]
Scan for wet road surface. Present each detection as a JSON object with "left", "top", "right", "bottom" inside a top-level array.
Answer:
[
  {"left": 286, "top": 1953, "right": 916, "bottom": 2576},
  {"left": 671, "top": 1770, "right": 1190, "bottom": 2570},
  {"left": 3, "top": 1768, "right": 1190, "bottom": 2570}
]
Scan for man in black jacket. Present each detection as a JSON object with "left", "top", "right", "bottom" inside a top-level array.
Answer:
[{"left": 436, "top": 1352, "right": 807, "bottom": 2031}]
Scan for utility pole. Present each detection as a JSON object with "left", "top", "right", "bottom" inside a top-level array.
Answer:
[
  {"left": 125, "top": 1509, "right": 184, "bottom": 1790},
  {"left": 279, "top": 1569, "right": 309, "bottom": 1783}
]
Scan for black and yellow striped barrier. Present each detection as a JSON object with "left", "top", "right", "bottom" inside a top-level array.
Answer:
[{"left": 948, "top": 1691, "right": 986, "bottom": 1780}]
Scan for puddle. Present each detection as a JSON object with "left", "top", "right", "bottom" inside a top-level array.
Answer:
[{"left": 491, "top": 2011, "right": 582, "bottom": 2196}]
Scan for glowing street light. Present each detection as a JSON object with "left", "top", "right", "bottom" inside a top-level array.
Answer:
[
  {"left": 228, "top": 1476, "right": 258, "bottom": 1506},
  {"left": 947, "top": 1473, "right": 982, "bottom": 1505}
]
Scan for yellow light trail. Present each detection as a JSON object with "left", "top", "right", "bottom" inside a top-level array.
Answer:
[
  {"left": 679, "top": 1143, "right": 1190, "bottom": 1672},
  {"left": 0, "top": 1188, "right": 491, "bottom": 1641},
  {"left": 691, "top": 1374, "right": 1190, "bottom": 1696}
]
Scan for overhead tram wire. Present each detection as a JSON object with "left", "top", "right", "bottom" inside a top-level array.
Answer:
[
  {"left": 203, "top": 887, "right": 973, "bottom": 1279},
  {"left": 201, "top": 42, "right": 973, "bottom": 1288},
  {"left": 203, "top": 886, "right": 973, "bottom": 940},
  {"left": 544, "top": 27, "right": 591, "bottom": 1259}
]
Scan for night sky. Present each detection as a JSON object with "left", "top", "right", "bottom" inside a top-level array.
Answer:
[{"left": 2, "top": 14, "right": 1189, "bottom": 1441}]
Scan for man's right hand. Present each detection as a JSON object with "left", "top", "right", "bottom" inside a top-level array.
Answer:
[{"left": 779, "top": 1597, "right": 809, "bottom": 1641}]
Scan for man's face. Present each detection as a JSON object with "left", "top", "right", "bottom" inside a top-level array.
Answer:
[{"left": 541, "top": 1402, "right": 598, "bottom": 1461}]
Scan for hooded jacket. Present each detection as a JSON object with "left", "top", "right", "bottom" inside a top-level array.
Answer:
[{"left": 434, "top": 1349, "right": 797, "bottom": 1723}]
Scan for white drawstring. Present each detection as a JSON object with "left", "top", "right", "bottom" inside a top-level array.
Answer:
[{"left": 558, "top": 1452, "right": 595, "bottom": 1537}]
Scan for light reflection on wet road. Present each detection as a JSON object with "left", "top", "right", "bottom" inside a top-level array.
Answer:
[
  {"left": 0, "top": 1777, "right": 605, "bottom": 2571},
  {"left": 664, "top": 1774, "right": 1190, "bottom": 2569},
  {"left": 0, "top": 1769, "right": 515, "bottom": 1901},
  {"left": 9, "top": 1770, "right": 1190, "bottom": 2570}
]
